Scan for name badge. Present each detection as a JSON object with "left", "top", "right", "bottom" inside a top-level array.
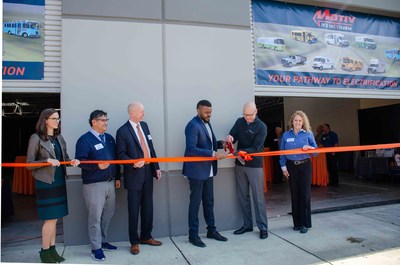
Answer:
[
  {"left": 95, "top": 143, "right": 104, "bottom": 150},
  {"left": 287, "top": 138, "right": 295, "bottom": 142},
  {"left": 147, "top": 135, "right": 153, "bottom": 141}
]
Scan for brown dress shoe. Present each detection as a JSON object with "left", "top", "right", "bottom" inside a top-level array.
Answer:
[
  {"left": 140, "top": 238, "right": 162, "bottom": 246},
  {"left": 130, "top": 244, "right": 140, "bottom": 255}
]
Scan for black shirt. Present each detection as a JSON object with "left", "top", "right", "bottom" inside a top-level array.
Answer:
[{"left": 229, "top": 117, "right": 268, "bottom": 168}]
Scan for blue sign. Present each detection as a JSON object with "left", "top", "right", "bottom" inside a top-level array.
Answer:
[
  {"left": 3, "top": 0, "right": 45, "bottom": 80},
  {"left": 252, "top": 0, "right": 400, "bottom": 90}
]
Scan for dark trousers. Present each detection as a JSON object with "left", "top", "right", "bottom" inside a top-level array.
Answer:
[
  {"left": 127, "top": 165, "right": 153, "bottom": 244},
  {"left": 287, "top": 160, "right": 312, "bottom": 228},
  {"left": 188, "top": 177, "right": 216, "bottom": 237},
  {"left": 326, "top": 153, "right": 339, "bottom": 185}
]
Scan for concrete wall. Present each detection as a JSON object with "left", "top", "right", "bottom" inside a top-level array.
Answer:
[
  {"left": 61, "top": 0, "right": 400, "bottom": 245},
  {"left": 62, "top": 0, "right": 252, "bottom": 245},
  {"left": 64, "top": 169, "right": 242, "bottom": 245}
]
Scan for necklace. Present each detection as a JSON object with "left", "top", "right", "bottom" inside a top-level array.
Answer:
[{"left": 48, "top": 135, "right": 55, "bottom": 149}]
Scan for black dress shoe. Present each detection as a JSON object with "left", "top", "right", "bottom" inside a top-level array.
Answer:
[
  {"left": 207, "top": 231, "right": 228, "bottom": 241},
  {"left": 300, "top": 226, "right": 308, "bottom": 234},
  {"left": 260, "top": 230, "right": 268, "bottom": 239},
  {"left": 293, "top": 226, "right": 300, "bottom": 231},
  {"left": 189, "top": 236, "right": 206, "bottom": 247},
  {"left": 234, "top": 226, "right": 253, "bottom": 235}
]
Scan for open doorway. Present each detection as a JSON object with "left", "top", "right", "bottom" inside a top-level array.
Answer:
[
  {"left": 255, "top": 96, "right": 284, "bottom": 149},
  {"left": 1, "top": 93, "right": 61, "bottom": 245},
  {"left": 255, "top": 96, "right": 285, "bottom": 184},
  {"left": 255, "top": 95, "right": 400, "bottom": 185}
]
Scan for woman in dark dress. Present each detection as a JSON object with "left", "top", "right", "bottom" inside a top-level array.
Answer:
[{"left": 26, "top": 108, "right": 79, "bottom": 263}]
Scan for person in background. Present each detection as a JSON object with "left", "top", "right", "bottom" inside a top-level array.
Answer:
[
  {"left": 315, "top": 124, "right": 323, "bottom": 146},
  {"left": 116, "top": 102, "right": 162, "bottom": 255},
  {"left": 26, "top": 108, "right": 80, "bottom": 263},
  {"left": 75, "top": 110, "right": 121, "bottom": 262},
  {"left": 272, "top": 126, "right": 284, "bottom": 183},
  {"left": 395, "top": 148, "right": 400, "bottom": 167},
  {"left": 227, "top": 102, "right": 269, "bottom": 240},
  {"left": 321, "top": 123, "right": 339, "bottom": 186},
  {"left": 183, "top": 99, "right": 228, "bottom": 248},
  {"left": 275, "top": 127, "right": 283, "bottom": 148},
  {"left": 280, "top": 110, "right": 317, "bottom": 234}
]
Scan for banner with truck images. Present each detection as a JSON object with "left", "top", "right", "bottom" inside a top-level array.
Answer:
[
  {"left": 251, "top": 0, "right": 400, "bottom": 90},
  {"left": 2, "top": 0, "right": 45, "bottom": 80}
]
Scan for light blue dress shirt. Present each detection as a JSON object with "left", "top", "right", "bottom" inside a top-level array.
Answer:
[{"left": 279, "top": 129, "right": 317, "bottom": 170}]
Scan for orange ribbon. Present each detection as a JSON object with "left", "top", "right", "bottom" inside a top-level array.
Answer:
[
  {"left": 2, "top": 143, "right": 399, "bottom": 168},
  {"left": 237, "top": 151, "right": 253, "bottom": 161},
  {"left": 1, "top": 155, "right": 235, "bottom": 168},
  {"left": 253, "top": 143, "right": 400, "bottom": 157}
]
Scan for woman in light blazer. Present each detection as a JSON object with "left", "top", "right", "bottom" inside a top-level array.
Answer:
[{"left": 26, "top": 108, "right": 79, "bottom": 263}]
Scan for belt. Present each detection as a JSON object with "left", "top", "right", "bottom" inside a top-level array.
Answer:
[
  {"left": 107, "top": 177, "right": 114, "bottom": 182},
  {"left": 289, "top": 158, "right": 310, "bottom": 166}
]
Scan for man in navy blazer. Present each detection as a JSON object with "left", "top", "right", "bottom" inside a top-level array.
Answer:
[
  {"left": 182, "top": 100, "right": 228, "bottom": 247},
  {"left": 116, "top": 102, "right": 162, "bottom": 255}
]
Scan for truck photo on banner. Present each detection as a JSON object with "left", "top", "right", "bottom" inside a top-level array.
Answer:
[
  {"left": 251, "top": 0, "right": 400, "bottom": 90},
  {"left": 2, "top": 0, "right": 45, "bottom": 80}
]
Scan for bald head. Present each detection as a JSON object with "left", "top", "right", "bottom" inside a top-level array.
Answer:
[
  {"left": 243, "top": 102, "right": 257, "bottom": 112},
  {"left": 128, "top": 102, "right": 143, "bottom": 113},
  {"left": 128, "top": 101, "right": 144, "bottom": 123},
  {"left": 242, "top": 102, "right": 257, "bottom": 123}
]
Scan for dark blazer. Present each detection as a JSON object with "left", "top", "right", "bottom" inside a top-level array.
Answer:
[
  {"left": 26, "top": 133, "right": 71, "bottom": 184},
  {"left": 116, "top": 121, "right": 160, "bottom": 190},
  {"left": 182, "top": 116, "right": 221, "bottom": 180}
]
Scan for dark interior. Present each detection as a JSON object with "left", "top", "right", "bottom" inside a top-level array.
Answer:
[{"left": 1, "top": 93, "right": 60, "bottom": 176}]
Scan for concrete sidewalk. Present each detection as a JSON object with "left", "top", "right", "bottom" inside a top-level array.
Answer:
[{"left": 2, "top": 203, "right": 400, "bottom": 265}]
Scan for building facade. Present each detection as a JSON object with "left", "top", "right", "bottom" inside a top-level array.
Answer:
[{"left": 2, "top": 0, "right": 400, "bottom": 245}]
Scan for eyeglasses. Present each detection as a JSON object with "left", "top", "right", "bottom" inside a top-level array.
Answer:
[
  {"left": 48, "top": 118, "right": 61, "bottom": 121},
  {"left": 96, "top": 118, "right": 109, "bottom": 122},
  {"left": 243, "top": 111, "right": 256, "bottom": 117}
]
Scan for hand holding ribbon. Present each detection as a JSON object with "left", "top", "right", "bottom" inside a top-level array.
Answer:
[
  {"left": 237, "top": 151, "right": 253, "bottom": 161},
  {"left": 224, "top": 141, "right": 246, "bottom": 165}
]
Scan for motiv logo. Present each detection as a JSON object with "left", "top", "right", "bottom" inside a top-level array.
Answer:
[{"left": 313, "top": 9, "right": 355, "bottom": 31}]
